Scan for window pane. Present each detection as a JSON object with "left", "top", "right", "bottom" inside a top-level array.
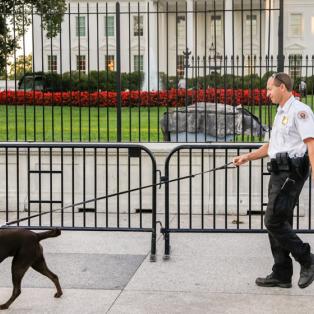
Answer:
[
  {"left": 290, "top": 14, "right": 302, "bottom": 36},
  {"left": 105, "top": 16, "right": 115, "bottom": 37},
  {"left": 177, "top": 55, "right": 185, "bottom": 77},
  {"left": 134, "top": 55, "right": 143, "bottom": 72},
  {"left": 134, "top": 16, "right": 143, "bottom": 36},
  {"left": 211, "top": 15, "right": 222, "bottom": 40},
  {"left": 246, "top": 55, "right": 256, "bottom": 75},
  {"left": 48, "top": 55, "right": 57, "bottom": 73},
  {"left": 293, "top": 14, "right": 302, "bottom": 24},
  {"left": 177, "top": 16, "right": 186, "bottom": 40},
  {"left": 76, "top": 16, "right": 86, "bottom": 37},
  {"left": 76, "top": 55, "right": 86, "bottom": 72},
  {"left": 246, "top": 15, "right": 257, "bottom": 35},
  {"left": 105, "top": 55, "right": 115, "bottom": 71},
  {"left": 289, "top": 54, "right": 302, "bottom": 77}
]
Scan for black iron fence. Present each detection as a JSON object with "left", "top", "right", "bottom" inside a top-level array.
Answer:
[
  {"left": 1, "top": 1, "right": 314, "bottom": 142},
  {"left": 161, "top": 144, "right": 314, "bottom": 258},
  {"left": 1, "top": 142, "right": 314, "bottom": 259},
  {"left": 0, "top": 142, "right": 157, "bottom": 259}
]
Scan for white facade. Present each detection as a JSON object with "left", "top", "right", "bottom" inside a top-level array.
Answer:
[{"left": 32, "top": 0, "right": 314, "bottom": 78}]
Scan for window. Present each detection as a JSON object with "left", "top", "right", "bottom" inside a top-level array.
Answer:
[
  {"left": 177, "top": 16, "right": 186, "bottom": 41},
  {"left": 289, "top": 13, "right": 303, "bottom": 36},
  {"left": 177, "top": 15, "right": 185, "bottom": 24},
  {"left": 76, "top": 16, "right": 86, "bottom": 37},
  {"left": 134, "top": 55, "right": 143, "bottom": 72},
  {"left": 246, "top": 15, "right": 257, "bottom": 36},
  {"left": 105, "top": 55, "right": 115, "bottom": 71},
  {"left": 211, "top": 15, "right": 222, "bottom": 40},
  {"left": 246, "top": 55, "right": 256, "bottom": 75},
  {"left": 104, "top": 16, "right": 115, "bottom": 37},
  {"left": 289, "top": 54, "right": 302, "bottom": 78},
  {"left": 76, "top": 55, "right": 86, "bottom": 72},
  {"left": 177, "top": 55, "right": 185, "bottom": 77},
  {"left": 312, "top": 16, "right": 314, "bottom": 34},
  {"left": 48, "top": 55, "right": 57, "bottom": 73},
  {"left": 133, "top": 16, "right": 143, "bottom": 36}
]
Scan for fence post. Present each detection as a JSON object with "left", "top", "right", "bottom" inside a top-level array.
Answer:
[
  {"left": 116, "top": 2, "right": 122, "bottom": 142},
  {"left": 277, "top": 0, "right": 284, "bottom": 72}
]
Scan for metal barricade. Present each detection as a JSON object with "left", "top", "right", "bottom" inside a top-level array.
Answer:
[
  {"left": 0, "top": 142, "right": 157, "bottom": 260},
  {"left": 161, "top": 144, "right": 313, "bottom": 259}
]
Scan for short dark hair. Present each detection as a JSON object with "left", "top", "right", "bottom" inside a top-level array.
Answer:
[{"left": 271, "top": 72, "right": 293, "bottom": 92}]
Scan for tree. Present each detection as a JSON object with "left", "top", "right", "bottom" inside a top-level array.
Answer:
[
  {"left": 0, "top": 0, "right": 66, "bottom": 75},
  {"left": 8, "top": 54, "right": 32, "bottom": 80}
]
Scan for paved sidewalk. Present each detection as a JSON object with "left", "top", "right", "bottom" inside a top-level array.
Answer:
[{"left": 1, "top": 222, "right": 314, "bottom": 313}]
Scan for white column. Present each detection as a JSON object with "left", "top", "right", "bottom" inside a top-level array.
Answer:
[
  {"left": 186, "top": 0, "right": 194, "bottom": 77},
  {"left": 142, "top": 1, "right": 159, "bottom": 90},
  {"left": 224, "top": 0, "right": 233, "bottom": 57},
  {"left": 224, "top": 0, "right": 233, "bottom": 74},
  {"left": 33, "top": 15, "right": 43, "bottom": 72},
  {"left": 264, "top": 0, "right": 274, "bottom": 58}
]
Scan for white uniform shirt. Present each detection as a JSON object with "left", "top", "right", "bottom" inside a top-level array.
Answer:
[{"left": 268, "top": 96, "right": 314, "bottom": 159}]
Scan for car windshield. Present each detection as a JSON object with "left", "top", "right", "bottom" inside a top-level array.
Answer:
[
  {"left": 19, "top": 77, "right": 34, "bottom": 90},
  {"left": 19, "top": 77, "right": 44, "bottom": 91}
]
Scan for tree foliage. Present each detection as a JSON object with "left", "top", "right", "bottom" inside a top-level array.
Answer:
[
  {"left": 0, "top": 0, "right": 66, "bottom": 74},
  {"left": 8, "top": 54, "right": 32, "bottom": 80}
]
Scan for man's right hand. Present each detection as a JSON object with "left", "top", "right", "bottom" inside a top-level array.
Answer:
[
  {"left": 232, "top": 143, "right": 268, "bottom": 167},
  {"left": 233, "top": 154, "right": 249, "bottom": 166}
]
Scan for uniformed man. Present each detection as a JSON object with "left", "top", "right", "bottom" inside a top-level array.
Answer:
[{"left": 233, "top": 72, "right": 314, "bottom": 288}]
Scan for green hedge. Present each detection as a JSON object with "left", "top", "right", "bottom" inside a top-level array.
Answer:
[
  {"left": 160, "top": 72, "right": 273, "bottom": 90},
  {"left": 18, "top": 70, "right": 314, "bottom": 94},
  {"left": 19, "top": 71, "right": 144, "bottom": 92},
  {"left": 56, "top": 70, "right": 145, "bottom": 91}
]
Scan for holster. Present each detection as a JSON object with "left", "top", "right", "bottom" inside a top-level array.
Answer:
[
  {"left": 276, "top": 152, "right": 290, "bottom": 171},
  {"left": 267, "top": 159, "right": 279, "bottom": 173},
  {"left": 267, "top": 152, "right": 309, "bottom": 178},
  {"left": 267, "top": 152, "right": 290, "bottom": 173}
]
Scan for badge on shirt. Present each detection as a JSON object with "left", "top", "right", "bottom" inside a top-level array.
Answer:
[
  {"left": 297, "top": 111, "right": 308, "bottom": 120},
  {"left": 282, "top": 115, "right": 288, "bottom": 125}
]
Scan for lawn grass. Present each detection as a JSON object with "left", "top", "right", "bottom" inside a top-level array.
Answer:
[
  {"left": 0, "top": 102, "right": 298, "bottom": 143},
  {"left": 303, "top": 95, "right": 314, "bottom": 109},
  {"left": 0, "top": 106, "right": 168, "bottom": 142}
]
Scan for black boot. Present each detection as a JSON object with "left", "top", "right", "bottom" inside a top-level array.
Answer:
[
  {"left": 255, "top": 273, "right": 292, "bottom": 288},
  {"left": 298, "top": 254, "right": 314, "bottom": 289}
]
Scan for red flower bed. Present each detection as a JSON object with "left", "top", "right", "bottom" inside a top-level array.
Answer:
[{"left": 0, "top": 88, "right": 300, "bottom": 107}]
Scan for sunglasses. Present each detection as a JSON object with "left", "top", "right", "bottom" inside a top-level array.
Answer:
[{"left": 271, "top": 73, "right": 287, "bottom": 87}]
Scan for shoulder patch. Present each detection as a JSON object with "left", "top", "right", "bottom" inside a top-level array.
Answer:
[{"left": 297, "top": 110, "right": 308, "bottom": 120}]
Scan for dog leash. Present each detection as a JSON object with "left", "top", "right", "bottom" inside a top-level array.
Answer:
[{"left": 1, "top": 161, "right": 235, "bottom": 227}]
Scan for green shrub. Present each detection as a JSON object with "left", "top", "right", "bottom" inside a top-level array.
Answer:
[
  {"left": 33, "top": 71, "right": 145, "bottom": 92},
  {"left": 17, "top": 70, "right": 313, "bottom": 94}
]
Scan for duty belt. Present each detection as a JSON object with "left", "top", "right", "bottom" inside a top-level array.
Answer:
[{"left": 267, "top": 152, "right": 309, "bottom": 177}]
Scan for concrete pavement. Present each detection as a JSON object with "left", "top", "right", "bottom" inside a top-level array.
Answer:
[{"left": 1, "top": 216, "right": 314, "bottom": 313}]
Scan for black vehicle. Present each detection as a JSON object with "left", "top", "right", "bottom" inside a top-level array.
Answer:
[{"left": 18, "top": 73, "right": 46, "bottom": 91}]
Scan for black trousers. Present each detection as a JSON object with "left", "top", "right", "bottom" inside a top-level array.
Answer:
[{"left": 264, "top": 169, "right": 311, "bottom": 281}]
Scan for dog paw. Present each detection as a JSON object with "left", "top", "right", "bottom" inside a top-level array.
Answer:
[
  {"left": 54, "top": 291, "right": 63, "bottom": 298},
  {"left": 0, "top": 304, "right": 9, "bottom": 310}
]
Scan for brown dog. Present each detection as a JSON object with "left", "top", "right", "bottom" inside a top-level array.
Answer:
[{"left": 0, "top": 228, "right": 63, "bottom": 310}]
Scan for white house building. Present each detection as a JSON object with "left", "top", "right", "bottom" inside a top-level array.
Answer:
[{"left": 32, "top": 0, "right": 314, "bottom": 82}]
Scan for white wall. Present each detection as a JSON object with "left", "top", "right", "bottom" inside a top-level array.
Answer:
[
  {"left": 0, "top": 80, "right": 17, "bottom": 91},
  {"left": 31, "top": 0, "right": 292, "bottom": 77}
]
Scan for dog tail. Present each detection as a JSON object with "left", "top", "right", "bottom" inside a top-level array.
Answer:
[{"left": 36, "top": 228, "right": 61, "bottom": 241}]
